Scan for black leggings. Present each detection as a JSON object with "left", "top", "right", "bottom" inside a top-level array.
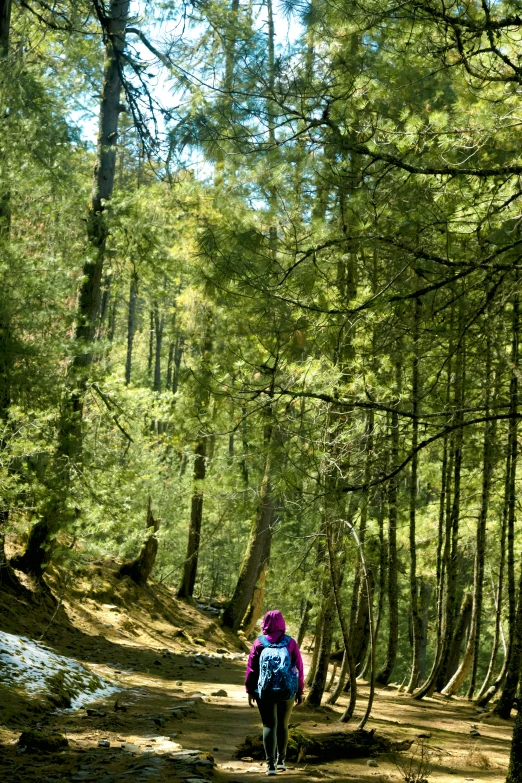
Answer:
[{"left": 256, "top": 697, "right": 294, "bottom": 763}]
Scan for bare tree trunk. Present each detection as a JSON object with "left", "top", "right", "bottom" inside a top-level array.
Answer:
[
  {"left": 445, "top": 592, "right": 473, "bottom": 682},
  {"left": 118, "top": 496, "right": 159, "bottom": 585},
  {"left": 177, "top": 317, "right": 212, "bottom": 599},
  {"left": 327, "top": 652, "right": 348, "bottom": 705},
  {"left": 241, "top": 559, "right": 269, "bottom": 637},
  {"left": 297, "top": 599, "right": 313, "bottom": 647},
  {"left": 306, "top": 590, "right": 336, "bottom": 707},
  {"left": 407, "top": 297, "right": 422, "bottom": 693},
  {"left": 222, "top": 440, "right": 275, "bottom": 631},
  {"left": 476, "top": 542, "right": 507, "bottom": 702},
  {"left": 495, "top": 548, "right": 522, "bottom": 717},
  {"left": 306, "top": 604, "right": 325, "bottom": 686},
  {"left": 326, "top": 660, "right": 339, "bottom": 692},
  {"left": 374, "top": 486, "right": 387, "bottom": 646},
  {"left": 351, "top": 568, "right": 375, "bottom": 673},
  {"left": 443, "top": 331, "right": 493, "bottom": 697},
  {"left": 172, "top": 332, "right": 184, "bottom": 393},
  {"left": 0, "top": 0, "right": 18, "bottom": 592},
  {"left": 153, "top": 303, "right": 163, "bottom": 392},
  {"left": 326, "top": 520, "right": 357, "bottom": 723},
  {"left": 177, "top": 438, "right": 207, "bottom": 599},
  {"left": 506, "top": 706, "right": 522, "bottom": 783},
  {"left": 125, "top": 271, "right": 138, "bottom": 385},
  {"left": 435, "top": 330, "right": 465, "bottom": 693},
  {"left": 418, "top": 579, "right": 432, "bottom": 682},
  {"left": 166, "top": 342, "right": 174, "bottom": 389},
  {"left": 415, "top": 341, "right": 455, "bottom": 699},
  {"left": 147, "top": 309, "right": 154, "bottom": 377},
  {"left": 12, "top": 0, "right": 131, "bottom": 576},
  {"left": 376, "top": 356, "right": 401, "bottom": 686},
  {"left": 506, "top": 291, "right": 519, "bottom": 647}
]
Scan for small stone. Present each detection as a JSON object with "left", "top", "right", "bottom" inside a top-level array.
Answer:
[
  {"left": 211, "top": 689, "right": 228, "bottom": 697},
  {"left": 216, "top": 648, "right": 228, "bottom": 654},
  {"left": 154, "top": 659, "right": 162, "bottom": 666},
  {"left": 469, "top": 729, "right": 481, "bottom": 737},
  {"left": 417, "top": 732, "right": 431, "bottom": 739},
  {"left": 213, "top": 747, "right": 219, "bottom": 752},
  {"left": 241, "top": 757, "right": 254, "bottom": 762},
  {"left": 176, "top": 681, "right": 183, "bottom": 686},
  {"left": 98, "top": 740, "right": 111, "bottom": 748},
  {"left": 367, "top": 759, "right": 378, "bottom": 767}
]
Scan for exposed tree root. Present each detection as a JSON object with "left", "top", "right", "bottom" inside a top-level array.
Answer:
[{"left": 235, "top": 728, "right": 413, "bottom": 762}]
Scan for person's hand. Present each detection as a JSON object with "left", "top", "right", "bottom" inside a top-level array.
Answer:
[
  {"left": 248, "top": 694, "right": 256, "bottom": 708},
  {"left": 295, "top": 693, "right": 303, "bottom": 706}
]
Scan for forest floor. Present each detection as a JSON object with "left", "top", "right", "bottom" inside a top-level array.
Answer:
[{"left": 0, "top": 564, "right": 515, "bottom": 783}]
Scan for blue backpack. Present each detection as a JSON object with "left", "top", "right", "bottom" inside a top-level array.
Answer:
[{"left": 257, "top": 634, "right": 299, "bottom": 700}]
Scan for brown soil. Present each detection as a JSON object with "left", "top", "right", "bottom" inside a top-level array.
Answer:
[{"left": 0, "top": 565, "right": 515, "bottom": 783}]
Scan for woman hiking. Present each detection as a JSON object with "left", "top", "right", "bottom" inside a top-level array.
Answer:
[{"left": 245, "top": 610, "right": 305, "bottom": 775}]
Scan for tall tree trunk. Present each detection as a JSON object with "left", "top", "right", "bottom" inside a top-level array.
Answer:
[
  {"left": 506, "top": 707, "right": 522, "bottom": 783},
  {"left": 306, "top": 591, "right": 336, "bottom": 707},
  {"left": 118, "top": 496, "right": 159, "bottom": 585},
  {"left": 306, "top": 603, "right": 325, "bottom": 687},
  {"left": 297, "top": 599, "right": 313, "bottom": 647},
  {"left": 350, "top": 565, "right": 375, "bottom": 673},
  {"left": 0, "top": 0, "right": 12, "bottom": 234},
  {"left": 495, "top": 496, "right": 522, "bottom": 718},
  {"left": 0, "top": 0, "right": 19, "bottom": 591},
  {"left": 177, "top": 318, "right": 212, "bottom": 599},
  {"left": 327, "top": 652, "right": 348, "bottom": 704},
  {"left": 443, "top": 331, "right": 493, "bottom": 697},
  {"left": 172, "top": 332, "right": 184, "bottom": 393},
  {"left": 445, "top": 592, "right": 473, "bottom": 682},
  {"left": 125, "top": 271, "right": 138, "bottom": 385},
  {"left": 374, "top": 485, "right": 387, "bottom": 647},
  {"left": 506, "top": 290, "right": 518, "bottom": 646},
  {"left": 11, "top": 0, "right": 131, "bottom": 577},
  {"left": 478, "top": 300, "right": 519, "bottom": 708},
  {"left": 177, "top": 438, "right": 207, "bottom": 599},
  {"left": 407, "top": 297, "right": 422, "bottom": 693},
  {"left": 435, "top": 329, "right": 465, "bottom": 693},
  {"left": 326, "top": 520, "right": 357, "bottom": 723},
  {"left": 147, "top": 309, "right": 154, "bottom": 376},
  {"left": 153, "top": 303, "right": 163, "bottom": 392},
  {"left": 166, "top": 342, "right": 174, "bottom": 389},
  {"left": 222, "top": 431, "right": 275, "bottom": 631},
  {"left": 476, "top": 528, "right": 507, "bottom": 702},
  {"left": 241, "top": 559, "right": 269, "bottom": 636},
  {"left": 418, "top": 578, "right": 432, "bottom": 683},
  {"left": 350, "top": 411, "right": 373, "bottom": 636},
  {"left": 376, "top": 355, "right": 401, "bottom": 686}
]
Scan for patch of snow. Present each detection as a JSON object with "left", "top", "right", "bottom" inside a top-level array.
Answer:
[{"left": 0, "top": 631, "right": 120, "bottom": 708}]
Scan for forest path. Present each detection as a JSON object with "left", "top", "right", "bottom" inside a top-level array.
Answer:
[{"left": 0, "top": 566, "right": 516, "bottom": 783}]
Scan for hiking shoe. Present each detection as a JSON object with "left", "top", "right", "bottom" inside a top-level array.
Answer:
[
  {"left": 277, "top": 760, "right": 287, "bottom": 771},
  {"left": 266, "top": 762, "right": 277, "bottom": 776}
]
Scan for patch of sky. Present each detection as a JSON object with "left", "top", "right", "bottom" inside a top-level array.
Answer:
[{"left": 75, "top": 0, "right": 304, "bottom": 179}]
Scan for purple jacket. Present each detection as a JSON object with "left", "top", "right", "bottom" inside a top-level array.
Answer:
[{"left": 245, "top": 610, "right": 305, "bottom": 697}]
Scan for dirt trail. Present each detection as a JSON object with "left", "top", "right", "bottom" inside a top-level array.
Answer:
[{"left": 0, "top": 566, "right": 515, "bottom": 783}]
